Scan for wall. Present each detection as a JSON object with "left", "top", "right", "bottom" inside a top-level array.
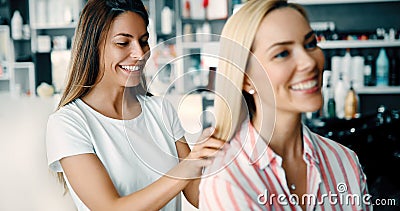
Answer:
[{"left": 304, "top": 1, "right": 400, "bottom": 31}]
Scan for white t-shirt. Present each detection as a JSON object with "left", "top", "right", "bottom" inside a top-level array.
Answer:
[{"left": 46, "top": 95, "right": 185, "bottom": 211}]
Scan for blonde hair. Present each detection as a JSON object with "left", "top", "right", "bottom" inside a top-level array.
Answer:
[
  {"left": 213, "top": 0, "right": 308, "bottom": 141},
  {"left": 55, "top": 0, "right": 150, "bottom": 191}
]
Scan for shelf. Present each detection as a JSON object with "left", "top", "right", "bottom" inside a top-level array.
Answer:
[
  {"left": 181, "top": 41, "right": 219, "bottom": 49},
  {"left": 181, "top": 19, "right": 226, "bottom": 24},
  {"left": 12, "top": 62, "right": 36, "bottom": 97},
  {"left": 154, "top": 57, "right": 175, "bottom": 64},
  {"left": 14, "top": 62, "right": 35, "bottom": 69},
  {"left": 180, "top": 40, "right": 400, "bottom": 50},
  {"left": 0, "top": 77, "right": 10, "bottom": 81},
  {"left": 318, "top": 40, "right": 400, "bottom": 49},
  {"left": 181, "top": 42, "right": 204, "bottom": 49},
  {"left": 356, "top": 86, "right": 400, "bottom": 94},
  {"left": 13, "top": 38, "right": 31, "bottom": 41},
  {"left": 290, "top": 0, "right": 399, "bottom": 5},
  {"left": 31, "top": 23, "right": 77, "bottom": 30}
]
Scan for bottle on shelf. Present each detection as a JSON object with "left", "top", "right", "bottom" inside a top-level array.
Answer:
[
  {"left": 11, "top": 10, "right": 23, "bottom": 40},
  {"left": 364, "top": 54, "right": 376, "bottom": 86},
  {"left": 182, "top": 0, "right": 191, "bottom": 18},
  {"left": 326, "top": 79, "right": 336, "bottom": 119},
  {"left": 334, "top": 73, "right": 348, "bottom": 119},
  {"left": 376, "top": 28, "right": 386, "bottom": 40},
  {"left": 326, "top": 22, "right": 339, "bottom": 41},
  {"left": 195, "top": 25, "right": 203, "bottom": 42},
  {"left": 388, "top": 48, "right": 399, "bottom": 86},
  {"left": 183, "top": 24, "right": 193, "bottom": 42},
  {"left": 330, "top": 55, "right": 342, "bottom": 88},
  {"left": 202, "top": 22, "right": 211, "bottom": 42},
  {"left": 376, "top": 105, "right": 387, "bottom": 126},
  {"left": 389, "top": 28, "right": 396, "bottom": 41},
  {"left": 322, "top": 70, "right": 331, "bottom": 116},
  {"left": 341, "top": 49, "right": 352, "bottom": 86},
  {"left": 161, "top": 6, "right": 172, "bottom": 35},
  {"left": 376, "top": 48, "right": 389, "bottom": 86},
  {"left": 351, "top": 55, "right": 364, "bottom": 90},
  {"left": 190, "top": 0, "right": 206, "bottom": 20},
  {"left": 344, "top": 81, "right": 358, "bottom": 119},
  {"left": 327, "top": 93, "right": 336, "bottom": 119}
]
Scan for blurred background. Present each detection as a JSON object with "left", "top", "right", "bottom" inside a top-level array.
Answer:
[{"left": 0, "top": 0, "right": 400, "bottom": 210}]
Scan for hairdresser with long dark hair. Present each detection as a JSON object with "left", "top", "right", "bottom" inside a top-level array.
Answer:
[{"left": 46, "top": 0, "right": 224, "bottom": 210}]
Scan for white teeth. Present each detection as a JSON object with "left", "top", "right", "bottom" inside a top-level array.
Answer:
[
  {"left": 121, "top": 65, "right": 140, "bottom": 71},
  {"left": 291, "top": 79, "right": 317, "bottom": 91}
]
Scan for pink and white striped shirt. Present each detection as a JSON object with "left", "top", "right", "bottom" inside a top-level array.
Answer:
[{"left": 199, "top": 120, "right": 372, "bottom": 211}]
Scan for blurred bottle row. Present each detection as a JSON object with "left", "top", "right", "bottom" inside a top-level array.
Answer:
[
  {"left": 321, "top": 47, "right": 399, "bottom": 120},
  {"left": 312, "top": 21, "right": 399, "bottom": 42},
  {"left": 330, "top": 48, "right": 399, "bottom": 88}
]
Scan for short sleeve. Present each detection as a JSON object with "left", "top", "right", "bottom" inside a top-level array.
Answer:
[
  {"left": 161, "top": 98, "right": 185, "bottom": 141},
  {"left": 46, "top": 111, "right": 94, "bottom": 172}
]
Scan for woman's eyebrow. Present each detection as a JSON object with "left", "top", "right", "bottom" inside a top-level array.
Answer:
[
  {"left": 266, "top": 30, "right": 315, "bottom": 50},
  {"left": 140, "top": 32, "right": 149, "bottom": 38},
  {"left": 113, "top": 32, "right": 149, "bottom": 38},
  {"left": 304, "top": 30, "right": 315, "bottom": 40},
  {"left": 114, "top": 33, "right": 133, "bottom": 38}
]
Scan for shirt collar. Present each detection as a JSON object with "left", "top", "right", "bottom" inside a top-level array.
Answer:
[
  {"left": 233, "top": 120, "right": 279, "bottom": 170},
  {"left": 302, "top": 124, "right": 320, "bottom": 165},
  {"left": 234, "top": 120, "right": 320, "bottom": 170}
]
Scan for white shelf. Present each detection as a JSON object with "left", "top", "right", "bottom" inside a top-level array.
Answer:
[
  {"left": 318, "top": 40, "right": 400, "bottom": 49},
  {"left": 356, "top": 86, "right": 400, "bottom": 94},
  {"left": 155, "top": 57, "right": 175, "bottom": 64},
  {"left": 181, "top": 42, "right": 205, "bottom": 49},
  {"left": 0, "top": 76, "right": 10, "bottom": 81},
  {"left": 181, "top": 40, "right": 400, "bottom": 50},
  {"left": 290, "top": 0, "right": 399, "bottom": 5},
  {"left": 181, "top": 41, "right": 219, "bottom": 49},
  {"left": 12, "top": 62, "right": 36, "bottom": 97},
  {"left": 31, "top": 23, "right": 77, "bottom": 30}
]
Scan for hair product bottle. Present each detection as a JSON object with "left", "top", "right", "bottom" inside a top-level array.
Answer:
[
  {"left": 326, "top": 81, "right": 336, "bottom": 119},
  {"left": 341, "top": 49, "right": 352, "bottom": 86},
  {"left": 161, "top": 6, "right": 172, "bottom": 35},
  {"left": 364, "top": 55, "right": 376, "bottom": 86},
  {"left": 11, "top": 10, "right": 23, "bottom": 40},
  {"left": 344, "top": 81, "right": 358, "bottom": 119},
  {"left": 388, "top": 48, "right": 399, "bottom": 86},
  {"left": 376, "top": 48, "right": 389, "bottom": 86},
  {"left": 334, "top": 73, "right": 347, "bottom": 119}
]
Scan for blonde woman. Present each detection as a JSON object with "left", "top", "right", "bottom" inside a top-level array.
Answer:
[
  {"left": 45, "top": 0, "right": 224, "bottom": 210},
  {"left": 199, "top": 0, "right": 371, "bottom": 210}
]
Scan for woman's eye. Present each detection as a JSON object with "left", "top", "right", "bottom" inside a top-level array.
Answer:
[
  {"left": 305, "top": 38, "right": 317, "bottom": 49},
  {"left": 116, "top": 42, "right": 128, "bottom": 46},
  {"left": 140, "top": 39, "right": 149, "bottom": 47},
  {"left": 274, "top": 50, "right": 289, "bottom": 58}
]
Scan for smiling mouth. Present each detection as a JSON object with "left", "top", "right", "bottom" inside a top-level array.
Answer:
[
  {"left": 120, "top": 65, "right": 142, "bottom": 72},
  {"left": 290, "top": 78, "right": 318, "bottom": 91}
]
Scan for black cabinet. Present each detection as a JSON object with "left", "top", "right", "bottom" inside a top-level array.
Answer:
[{"left": 33, "top": 52, "right": 51, "bottom": 88}]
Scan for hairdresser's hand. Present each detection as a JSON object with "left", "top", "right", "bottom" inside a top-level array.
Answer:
[{"left": 179, "top": 127, "right": 226, "bottom": 179}]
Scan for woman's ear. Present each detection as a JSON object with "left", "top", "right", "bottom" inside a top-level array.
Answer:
[{"left": 243, "top": 75, "right": 255, "bottom": 95}]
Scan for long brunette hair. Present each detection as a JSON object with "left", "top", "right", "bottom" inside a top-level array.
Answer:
[{"left": 55, "top": 0, "right": 149, "bottom": 191}]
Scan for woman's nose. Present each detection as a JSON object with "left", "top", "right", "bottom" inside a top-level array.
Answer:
[
  {"left": 296, "top": 49, "right": 318, "bottom": 72},
  {"left": 129, "top": 42, "right": 145, "bottom": 59}
]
